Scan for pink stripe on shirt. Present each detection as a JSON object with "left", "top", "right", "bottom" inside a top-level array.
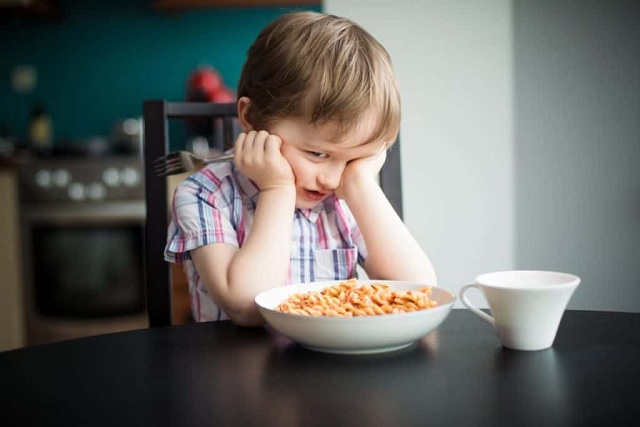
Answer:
[{"left": 316, "top": 214, "right": 328, "bottom": 249}]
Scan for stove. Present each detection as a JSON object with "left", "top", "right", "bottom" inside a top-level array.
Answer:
[
  {"left": 18, "top": 155, "right": 143, "bottom": 204},
  {"left": 17, "top": 154, "right": 148, "bottom": 346}
]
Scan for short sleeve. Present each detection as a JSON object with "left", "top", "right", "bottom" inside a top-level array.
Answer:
[{"left": 165, "top": 168, "right": 240, "bottom": 263}]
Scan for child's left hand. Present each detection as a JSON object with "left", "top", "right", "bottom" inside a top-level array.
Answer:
[{"left": 335, "top": 146, "right": 387, "bottom": 199}]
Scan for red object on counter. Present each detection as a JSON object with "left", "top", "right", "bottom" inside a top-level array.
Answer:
[
  {"left": 211, "top": 87, "right": 235, "bottom": 103},
  {"left": 187, "top": 67, "right": 235, "bottom": 103},
  {"left": 184, "top": 67, "right": 237, "bottom": 142}
]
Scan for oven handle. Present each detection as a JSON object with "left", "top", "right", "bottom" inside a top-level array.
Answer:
[{"left": 23, "top": 201, "right": 146, "bottom": 225}]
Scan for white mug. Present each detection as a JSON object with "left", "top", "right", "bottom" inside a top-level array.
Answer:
[{"left": 460, "top": 270, "right": 580, "bottom": 351}]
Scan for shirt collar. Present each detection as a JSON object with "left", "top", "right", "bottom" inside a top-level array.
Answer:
[{"left": 298, "top": 204, "right": 324, "bottom": 223}]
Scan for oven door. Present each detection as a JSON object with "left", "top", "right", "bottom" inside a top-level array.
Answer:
[{"left": 22, "top": 201, "right": 146, "bottom": 318}]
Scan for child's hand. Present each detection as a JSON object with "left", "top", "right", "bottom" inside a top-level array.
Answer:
[
  {"left": 234, "top": 130, "right": 295, "bottom": 191},
  {"left": 335, "top": 146, "right": 387, "bottom": 199}
]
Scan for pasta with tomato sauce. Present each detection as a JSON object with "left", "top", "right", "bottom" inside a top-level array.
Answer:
[{"left": 276, "top": 279, "right": 437, "bottom": 317}]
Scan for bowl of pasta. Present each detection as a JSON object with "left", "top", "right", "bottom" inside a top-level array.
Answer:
[{"left": 255, "top": 279, "right": 456, "bottom": 354}]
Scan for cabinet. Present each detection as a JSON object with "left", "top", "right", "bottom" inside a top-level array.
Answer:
[
  {"left": 0, "top": 0, "right": 61, "bottom": 21},
  {"left": 154, "top": 0, "right": 319, "bottom": 11},
  {"left": 0, "top": 169, "right": 25, "bottom": 351}
]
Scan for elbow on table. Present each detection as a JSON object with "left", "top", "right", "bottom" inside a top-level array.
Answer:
[
  {"left": 225, "top": 304, "right": 266, "bottom": 327},
  {"left": 212, "top": 282, "right": 267, "bottom": 327}
]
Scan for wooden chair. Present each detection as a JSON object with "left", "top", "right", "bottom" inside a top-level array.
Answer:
[{"left": 142, "top": 100, "right": 404, "bottom": 327}]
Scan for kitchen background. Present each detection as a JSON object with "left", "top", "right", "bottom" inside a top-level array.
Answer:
[
  {"left": 1, "top": 0, "right": 639, "bottom": 352},
  {"left": 0, "top": 0, "right": 320, "bottom": 148},
  {"left": 0, "top": 0, "right": 321, "bottom": 352}
]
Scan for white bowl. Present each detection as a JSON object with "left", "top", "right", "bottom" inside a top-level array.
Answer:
[{"left": 255, "top": 280, "right": 456, "bottom": 355}]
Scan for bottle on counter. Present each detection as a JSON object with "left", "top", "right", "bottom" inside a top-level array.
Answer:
[{"left": 28, "top": 103, "right": 53, "bottom": 151}]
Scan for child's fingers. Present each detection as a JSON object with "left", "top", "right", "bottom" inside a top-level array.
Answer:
[
  {"left": 242, "top": 130, "right": 259, "bottom": 151},
  {"left": 234, "top": 132, "right": 247, "bottom": 155},
  {"left": 252, "top": 130, "right": 270, "bottom": 153},
  {"left": 264, "top": 134, "right": 283, "bottom": 158},
  {"left": 235, "top": 131, "right": 258, "bottom": 153},
  {"left": 236, "top": 131, "right": 265, "bottom": 165}
]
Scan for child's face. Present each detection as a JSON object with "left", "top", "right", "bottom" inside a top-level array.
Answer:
[{"left": 268, "top": 110, "right": 386, "bottom": 209}]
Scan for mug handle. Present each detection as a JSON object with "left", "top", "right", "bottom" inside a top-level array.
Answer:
[{"left": 459, "top": 284, "right": 495, "bottom": 326}]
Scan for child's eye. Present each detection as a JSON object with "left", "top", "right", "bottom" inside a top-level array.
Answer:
[{"left": 307, "top": 151, "right": 329, "bottom": 159}]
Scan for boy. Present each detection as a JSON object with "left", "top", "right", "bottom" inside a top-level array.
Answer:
[{"left": 165, "top": 11, "right": 436, "bottom": 326}]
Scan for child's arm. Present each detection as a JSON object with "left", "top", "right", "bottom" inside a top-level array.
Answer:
[
  {"left": 191, "top": 131, "right": 296, "bottom": 326},
  {"left": 337, "top": 150, "right": 437, "bottom": 285}
]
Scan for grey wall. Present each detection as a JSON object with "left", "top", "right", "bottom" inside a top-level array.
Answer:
[
  {"left": 513, "top": 0, "right": 640, "bottom": 312},
  {"left": 326, "top": 0, "right": 640, "bottom": 312}
]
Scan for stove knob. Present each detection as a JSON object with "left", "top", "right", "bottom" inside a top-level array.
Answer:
[
  {"left": 120, "top": 167, "right": 140, "bottom": 187},
  {"left": 103, "top": 167, "right": 120, "bottom": 187},
  {"left": 87, "top": 182, "right": 107, "bottom": 201},
  {"left": 52, "top": 169, "right": 71, "bottom": 187},
  {"left": 35, "top": 169, "right": 52, "bottom": 188},
  {"left": 68, "top": 183, "right": 86, "bottom": 201}
]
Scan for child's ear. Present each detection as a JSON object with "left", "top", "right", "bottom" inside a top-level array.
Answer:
[{"left": 237, "top": 97, "right": 255, "bottom": 132}]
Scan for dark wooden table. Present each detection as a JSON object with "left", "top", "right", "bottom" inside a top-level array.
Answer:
[{"left": 1, "top": 310, "right": 639, "bottom": 426}]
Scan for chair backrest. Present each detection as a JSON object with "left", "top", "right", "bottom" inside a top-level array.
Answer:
[{"left": 142, "top": 99, "right": 403, "bottom": 327}]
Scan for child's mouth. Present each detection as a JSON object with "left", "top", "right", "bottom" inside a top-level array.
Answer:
[{"left": 304, "top": 189, "right": 327, "bottom": 201}]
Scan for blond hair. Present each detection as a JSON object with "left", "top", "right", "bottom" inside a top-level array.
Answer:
[{"left": 237, "top": 11, "right": 400, "bottom": 145}]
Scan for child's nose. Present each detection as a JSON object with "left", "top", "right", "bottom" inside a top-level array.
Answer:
[{"left": 318, "top": 164, "right": 344, "bottom": 190}]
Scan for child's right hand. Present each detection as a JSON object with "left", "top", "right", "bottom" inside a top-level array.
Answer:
[{"left": 233, "top": 130, "right": 295, "bottom": 191}]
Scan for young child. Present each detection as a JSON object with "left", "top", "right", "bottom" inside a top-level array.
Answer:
[{"left": 165, "top": 11, "right": 436, "bottom": 326}]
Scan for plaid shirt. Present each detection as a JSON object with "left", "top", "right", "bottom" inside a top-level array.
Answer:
[{"left": 165, "top": 162, "right": 367, "bottom": 322}]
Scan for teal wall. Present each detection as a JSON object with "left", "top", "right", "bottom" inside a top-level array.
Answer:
[{"left": 0, "top": 0, "right": 320, "bottom": 146}]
